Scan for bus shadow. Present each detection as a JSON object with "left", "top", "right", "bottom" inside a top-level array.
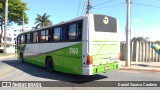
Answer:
[{"left": 1, "top": 59, "right": 108, "bottom": 84}]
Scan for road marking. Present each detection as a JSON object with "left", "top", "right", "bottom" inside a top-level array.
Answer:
[{"left": 118, "top": 70, "right": 141, "bottom": 73}]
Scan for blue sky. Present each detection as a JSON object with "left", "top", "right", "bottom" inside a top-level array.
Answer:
[{"left": 22, "top": 0, "right": 160, "bottom": 41}]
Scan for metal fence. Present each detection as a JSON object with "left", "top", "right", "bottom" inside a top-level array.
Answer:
[{"left": 120, "top": 41, "right": 160, "bottom": 62}]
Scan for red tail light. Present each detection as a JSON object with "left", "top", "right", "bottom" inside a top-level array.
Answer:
[{"left": 87, "top": 55, "right": 93, "bottom": 65}]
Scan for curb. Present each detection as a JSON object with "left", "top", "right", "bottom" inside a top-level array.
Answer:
[{"left": 120, "top": 67, "right": 160, "bottom": 72}]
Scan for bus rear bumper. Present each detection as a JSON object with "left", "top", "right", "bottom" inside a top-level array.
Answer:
[
  {"left": 82, "top": 61, "right": 120, "bottom": 75},
  {"left": 92, "top": 62, "right": 119, "bottom": 74},
  {"left": 82, "top": 65, "right": 93, "bottom": 75}
]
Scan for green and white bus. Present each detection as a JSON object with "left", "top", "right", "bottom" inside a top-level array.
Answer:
[{"left": 17, "top": 14, "right": 120, "bottom": 75}]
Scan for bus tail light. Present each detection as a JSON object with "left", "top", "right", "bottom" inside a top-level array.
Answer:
[{"left": 87, "top": 55, "right": 93, "bottom": 65}]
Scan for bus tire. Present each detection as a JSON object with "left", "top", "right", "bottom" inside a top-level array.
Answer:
[
  {"left": 20, "top": 53, "right": 24, "bottom": 63},
  {"left": 46, "top": 57, "right": 54, "bottom": 72}
]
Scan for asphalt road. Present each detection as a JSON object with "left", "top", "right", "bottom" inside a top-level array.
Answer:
[{"left": 0, "top": 58, "right": 160, "bottom": 90}]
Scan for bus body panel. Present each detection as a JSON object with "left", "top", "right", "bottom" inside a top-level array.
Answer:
[
  {"left": 82, "top": 14, "right": 120, "bottom": 75},
  {"left": 21, "top": 42, "right": 83, "bottom": 75},
  {"left": 90, "top": 15, "right": 120, "bottom": 75}
]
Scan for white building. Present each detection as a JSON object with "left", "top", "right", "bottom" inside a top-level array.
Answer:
[{"left": 0, "top": 26, "right": 32, "bottom": 53}]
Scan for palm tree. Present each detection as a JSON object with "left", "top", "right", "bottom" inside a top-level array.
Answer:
[{"left": 34, "top": 13, "right": 52, "bottom": 28}]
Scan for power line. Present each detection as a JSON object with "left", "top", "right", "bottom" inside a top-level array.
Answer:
[
  {"left": 76, "top": 0, "right": 82, "bottom": 17},
  {"left": 92, "top": 0, "right": 115, "bottom": 8},
  {"left": 133, "top": 2, "right": 160, "bottom": 9},
  {"left": 81, "top": 0, "right": 86, "bottom": 15},
  {"left": 92, "top": 1, "right": 160, "bottom": 10},
  {"left": 93, "top": 2, "right": 126, "bottom": 9}
]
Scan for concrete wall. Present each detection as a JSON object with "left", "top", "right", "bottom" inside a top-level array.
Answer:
[{"left": 120, "top": 41, "right": 160, "bottom": 62}]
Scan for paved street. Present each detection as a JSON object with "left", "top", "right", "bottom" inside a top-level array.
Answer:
[{"left": 0, "top": 58, "right": 160, "bottom": 90}]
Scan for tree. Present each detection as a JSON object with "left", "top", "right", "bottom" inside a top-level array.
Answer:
[
  {"left": 132, "top": 37, "right": 146, "bottom": 42},
  {"left": 34, "top": 13, "right": 52, "bottom": 28},
  {"left": 0, "top": 0, "right": 29, "bottom": 44}
]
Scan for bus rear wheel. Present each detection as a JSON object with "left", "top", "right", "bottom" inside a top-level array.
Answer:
[{"left": 46, "top": 57, "right": 54, "bottom": 72}]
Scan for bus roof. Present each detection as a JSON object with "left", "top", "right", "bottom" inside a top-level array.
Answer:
[{"left": 18, "top": 14, "right": 116, "bottom": 36}]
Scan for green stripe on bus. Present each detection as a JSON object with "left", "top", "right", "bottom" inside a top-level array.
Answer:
[{"left": 23, "top": 43, "right": 83, "bottom": 75}]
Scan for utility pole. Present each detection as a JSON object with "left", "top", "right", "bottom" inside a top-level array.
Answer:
[
  {"left": 126, "top": 0, "right": 131, "bottom": 67},
  {"left": 86, "top": 0, "right": 91, "bottom": 14},
  {"left": 4, "top": 0, "right": 8, "bottom": 53}
]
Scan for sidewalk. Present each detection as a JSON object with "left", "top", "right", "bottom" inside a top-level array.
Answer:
[
  {"left": 120, "top": 61, "right": 160, "bottom": 72},
  {"left": 0, "top": 54, "right": 17, "bottom": 60}
]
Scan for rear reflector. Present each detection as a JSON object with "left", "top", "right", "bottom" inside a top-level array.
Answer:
[{"left": 87, "top": 55, "right": 93, "bottom": 65}]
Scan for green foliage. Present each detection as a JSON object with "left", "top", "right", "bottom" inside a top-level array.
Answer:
[
  {"left": 0, "top": 0, "right": 29, "bottom": 43},
  {"left": 0, "top": 0, "right": 28, "bottom": 25},
  {"left": 35, "top": 13, "right": 52, "bottom": 28}
]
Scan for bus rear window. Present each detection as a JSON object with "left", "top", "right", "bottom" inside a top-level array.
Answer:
[{"left": 94, "top": 15, "right": 117, "bottom": 33}]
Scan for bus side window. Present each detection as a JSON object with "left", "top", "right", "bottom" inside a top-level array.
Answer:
[
  {"left": 69, "top": 24, "right": 76, "bottom": 40},
  {"left": 40, "top": 30, "right": 46, "bottom": 42},
  {"left": 33, "top": 32, "right": 38, "bottom": 43},
  {"left": 68, "top": 23, "right": 82, "bottom": 40},
  {"left": 27, "top": 33, "right": 30, "bottom": 43},
  {"left": 53, "top": 28, "right": 61, "bottom": 41}
]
